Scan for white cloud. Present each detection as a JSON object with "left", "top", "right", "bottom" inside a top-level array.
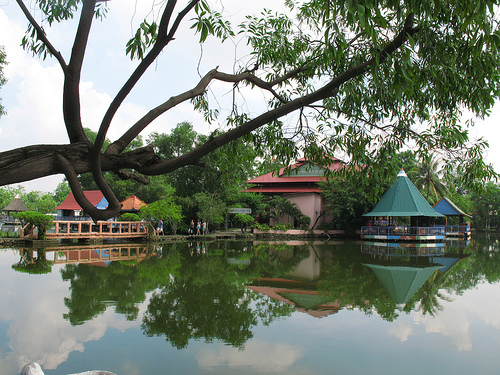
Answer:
[
  {"left": 197, "top": 340, "right": 304, "bottom": 372},
  {"left": 388, "top": 321, "right": 414, "bottom": 342},
  {"left": 409, "top": 286, "right": 500, "bottom": 352}
]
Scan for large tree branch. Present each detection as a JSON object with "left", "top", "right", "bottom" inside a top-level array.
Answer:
[
  {"left": 140, "top": 14, "right": 419, "bottom": 175},
  {"left": 57, "top": 152, "right": 121, "bottom": 221},
  {"left": 64, "top": 0, "right": 98, "bottom": 144},
  {"left": 157, "top": 0, "right": 178, "bottom": 41},
  {"left": 107, "top": 65, "right": 310, "bottom": 155},
  {"left": 0, "top": 143, "right": 158, "bottom": 186}
]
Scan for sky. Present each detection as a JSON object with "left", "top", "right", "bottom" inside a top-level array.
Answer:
[{"left": 0, "top": 0, "right": 499, "bottom": 193}]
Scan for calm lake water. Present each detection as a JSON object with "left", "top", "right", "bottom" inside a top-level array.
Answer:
[{"left": 1, "top": 236, "right": 499, "bottom": 375}]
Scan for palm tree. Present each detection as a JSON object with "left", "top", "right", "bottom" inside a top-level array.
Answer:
[{"left": 414, "top": 154, "right": 448, "bottom": 203}]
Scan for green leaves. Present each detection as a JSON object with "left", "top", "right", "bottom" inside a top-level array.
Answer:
[
  {"left": 126, "top": 20, "right": 158, "bottom": 60},
  {"left": 37, "top": 0, "right": 80, "bottom": 25},
  {"left": 140, "top": 191, "right": 183, "bottom": 229},
  {"left": 0, "top": 46, "right": 7, "bottom": 117},
  {"left": 21, "top": 24, "right": 51, "bottom": 60},
  {"left": 20, "top": 0, "right": 108, "bottom": 60},
  {"left": 190, "top": 1, "right": 234, "bottom": 43}
]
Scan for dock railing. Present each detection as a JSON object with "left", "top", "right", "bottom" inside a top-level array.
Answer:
[
  {"left": 361, "top": 226, "right": 446, "bottom": 236},
  {"left": 443, "top": 225, "right": 471, "bottom": 235},
  {"left": 45, "top": 220, "right": 149, "bottom": 239}
]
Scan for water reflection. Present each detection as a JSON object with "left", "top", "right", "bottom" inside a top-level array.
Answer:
[{"left": 2, "top": 236, "right": 500, "bottom": 373}]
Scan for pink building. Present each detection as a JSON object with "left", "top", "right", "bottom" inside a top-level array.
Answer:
[{"left": 246, "top": 157, "right": 345, "bottom": 229}]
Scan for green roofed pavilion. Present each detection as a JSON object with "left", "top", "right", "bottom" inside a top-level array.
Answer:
[{"left": 364, "top": 170, "right": 444, "bottom": 218}]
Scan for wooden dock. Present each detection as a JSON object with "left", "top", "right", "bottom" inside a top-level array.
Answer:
[{"left": 44, "top": 220, "right": 149, "bottom": 240}]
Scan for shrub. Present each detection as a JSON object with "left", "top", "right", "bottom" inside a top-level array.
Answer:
[
  {"left": 118, "top": 213, "right": 140, "bottom": 222},
  {"left": 234, "top": 213, "right": 255, "bottom": 233},
  {"left": 15, "top": 211, "right": 53, "bottom": 240},
  {"left": 253, "top": 223, "right": 270, "bottom": 231}
]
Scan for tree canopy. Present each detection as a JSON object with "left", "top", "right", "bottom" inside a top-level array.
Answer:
[
  {"left": 2, "top": 0, "right": 499, "bottom": 221},
  {"left": 0, "top": 46, "right": 6, "bottom": 117}
]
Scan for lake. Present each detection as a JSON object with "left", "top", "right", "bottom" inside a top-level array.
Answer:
[{"left": 0, "top": 236, "right": 499, "bottom": 375}]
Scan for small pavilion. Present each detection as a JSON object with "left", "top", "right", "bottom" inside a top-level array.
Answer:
[
  {"left": 361, "top": 169, "right": 445, "bottom": 241},
  {"left": 120, "top": 195, "right": 147, "bottom": 215},
  {"left": 433, "top": 197, "right": 472, "bottom": 237},
  {"left": 3, "top": 194, "right": 28, "bottom": 216},
  {"left": 1, "top": 194, "right": 28, "bottom": 228}
]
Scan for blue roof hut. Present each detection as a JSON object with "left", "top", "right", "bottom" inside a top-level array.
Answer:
[{"left": 433, "top": 197, "right": 472, "bottom": 237}]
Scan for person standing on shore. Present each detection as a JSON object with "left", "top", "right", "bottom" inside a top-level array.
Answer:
[
  {"left": 157, "top": 219, "right": 164, "bottom": 236},
  {"left": 189, "top": 220, "right": 195, "bottom": 235},
  {"left": 202, "top": 221, "right": 207, "bottom": 235},
  {"left": 196, "top": 220, "right": 201, "bottom": 235}
]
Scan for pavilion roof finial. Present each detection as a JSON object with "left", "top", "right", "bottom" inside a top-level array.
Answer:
[{"left": 397, "top": 169, "right": 407, "bottom": 177}]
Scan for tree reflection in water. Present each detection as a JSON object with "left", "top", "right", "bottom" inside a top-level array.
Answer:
[
  {"left": 60, "top": 241, "right": 305, "bottom": 348},
  {"left": 12, "top": 248, "right": 52, "bottom": 274},
  {"left": 57, "top": 237, "right": 500, "bottom": 349}
]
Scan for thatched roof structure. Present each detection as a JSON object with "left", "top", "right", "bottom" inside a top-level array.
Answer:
[{"left": 3, "top": 194, "right": 28, "bottom": 213}]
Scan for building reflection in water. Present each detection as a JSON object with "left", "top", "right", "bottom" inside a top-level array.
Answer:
[{"left": 361, "top": 240, "right": 469, "bottom": 309}]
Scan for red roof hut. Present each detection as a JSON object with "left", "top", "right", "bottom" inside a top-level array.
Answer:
[
  {"left": 246, "top": 157, "right": 346, "bottom": 229},
  {"left": 55, "top": 190, "right": 108, "bottom": 219},
  {"left": 120, "top": 195, "right": 147, "bottom": 214}
]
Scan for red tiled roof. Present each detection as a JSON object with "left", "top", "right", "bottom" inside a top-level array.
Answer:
[
  {"left": 120, "top": 195, "right": 147, "bottom": 211},
  {"left": 247, "top": 174, "right": 327, "bottom": 184},
  {"left": 245, "top": 186, "right": 322, "bottom": 193},
  {"left": 55, "top": 190, "right": 105, "bottom": 210},
  {"left": 247, "top": 157, "right": 344, "bottom": 184}
]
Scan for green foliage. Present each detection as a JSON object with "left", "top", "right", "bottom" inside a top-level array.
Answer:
[
  {"left": 0, "top": 46, "right": 7, "bottom": 117},
  {"left": 234, "top": 213, "right": 254, "bottom": 225},
  {"left": 22, "top": 191, "right": 57, "bottom": 213},
  {"left": 267, "top": 196, "right": 309, "bottom": 228},
  {"left": 319, "top": 178, "right": 374, "bottom": 233},
  {"left": 140, "top": 193, "right": 183, "bottom": 235},
  {"left": 191, "top": 1, "right": 234, "bottom": 43},
  {"left": 126, "top": 20, "right": 158, "bottom": 60},
  {"left": 234, "top": 213, "right": 255, "bottom": 232},
  {"left": 0, "top": 230, "right": 20, "bottom": 238},
  {"left": 118, "top": 213, "right": 140, "bottom": 222},
  {"left": 193, "top": 192, "right": 226, "bottom": 229},
  {"left": 235, "top": 0, "right": 500, "bottom": 192},
  {"left": 0, "top": 186, "right": 59, "bottom": 214},
  {"left": 253, "top": 223, "right": 270, "bottom": 231},
  {"left": 15, "top": 211, "right": 53, "bottom": 239},
  {"left": 53, "top": 182, "right": 71, "bottom": 205},
  {"left": 273, "top": 223, "right": 294, "bottom": 231},
  {"left": 148, "top": 123, "right": 261, "bottom": 201},
  {"left": 0, "top": 186, "right": 20, "bottom": 210},
  {"left": 471, "top": 182, "right": 500, "bottom": 230},
  {"left": 413, "top": 153, "right": 448, "bottom": 204}
]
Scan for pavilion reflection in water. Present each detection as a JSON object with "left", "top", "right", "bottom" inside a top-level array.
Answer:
[{"left": 361, "top": 240, "right": 469, "bottom": 309}]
